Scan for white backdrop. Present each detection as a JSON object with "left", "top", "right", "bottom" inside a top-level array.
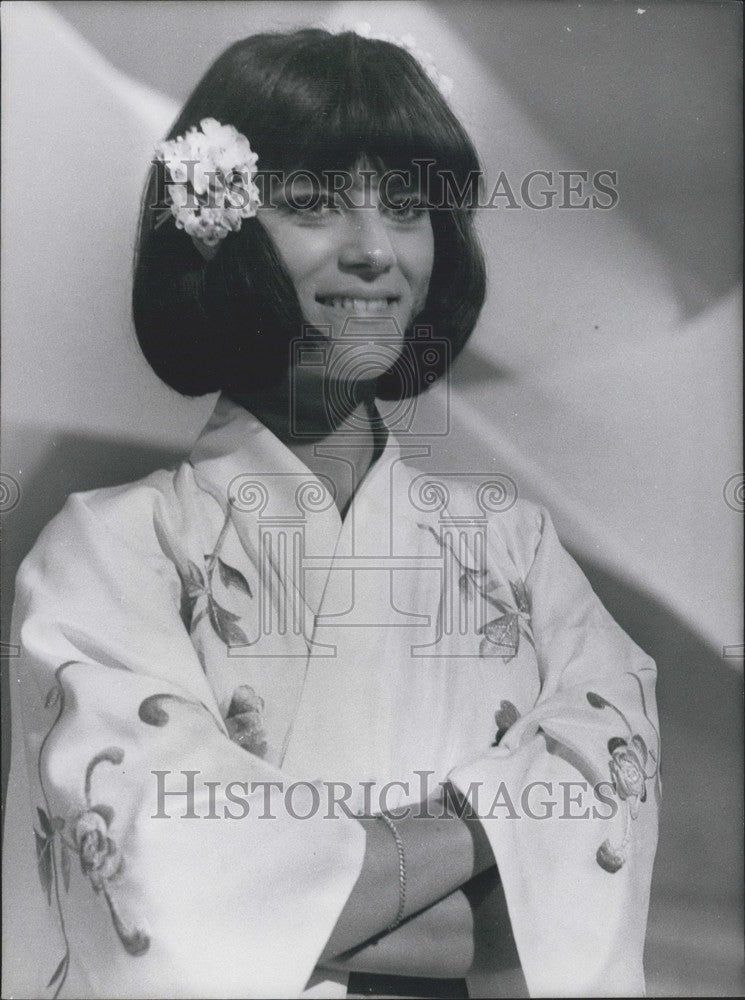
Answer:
[{"left": 2, "top": 2, "right": 742, "bottom": 994}]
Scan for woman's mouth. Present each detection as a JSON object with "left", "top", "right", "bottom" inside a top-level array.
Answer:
[{"left": 315, "top": 295, "right": 400, "bottom": 314}]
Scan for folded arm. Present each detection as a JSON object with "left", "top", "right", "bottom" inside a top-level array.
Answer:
[{"left": 320, "top": 784, "right": 495, "bottom": 964}]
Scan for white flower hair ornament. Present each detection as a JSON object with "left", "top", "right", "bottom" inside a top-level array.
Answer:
[
  {"left": 154, "top": 117, "right": 261, "bottom": 260},
  {"left": 353, "top": 22, "right": 454, "bottom": 99}
]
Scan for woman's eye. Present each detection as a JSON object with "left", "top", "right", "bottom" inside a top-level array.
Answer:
[
  {"left": 275, "top": 192, "right": 427, "bottom": 223},
  {"left": 280, "top": 197, "right": 341, "bottom": 221},
  {"left": 294, "top": 201, "right": 325, "bottom": 216},
  {"left": 382, "top": 200, "right": 428, "bottom": 222}
]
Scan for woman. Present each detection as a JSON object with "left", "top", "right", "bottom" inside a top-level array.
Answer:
[{"left": 5, "top": 28, "right": 659, "bottom": 999}]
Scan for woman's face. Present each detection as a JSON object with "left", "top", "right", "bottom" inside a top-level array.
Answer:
[{"left": 256, "top": 163, "right": 434, "bottom": 384}]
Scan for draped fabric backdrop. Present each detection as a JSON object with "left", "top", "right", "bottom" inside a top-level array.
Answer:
[{"left": 2, "top": 1, "right": 742, "bottom": 994}]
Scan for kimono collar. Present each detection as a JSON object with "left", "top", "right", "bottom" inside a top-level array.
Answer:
[
  {"left": 187, "top": 394, "right": 428, "bottom": 621},
  {"left": 187, "top": 394, "right": 482, "bottom": 576},
  {"left": 188, "top": 393, "right": 402, "bottom": 510},
  {"left": 186, "top": 393, "right": 429, "bottom": 554}
]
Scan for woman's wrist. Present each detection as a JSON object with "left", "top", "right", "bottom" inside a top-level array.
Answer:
[
  {"left": 384, "top": 798, "right": 492, "bottom": 923},
  {"left": 321, "top": 799, "right": 496, "bottom": 961}
]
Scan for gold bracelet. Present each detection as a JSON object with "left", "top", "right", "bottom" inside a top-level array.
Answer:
[{"left": 377, "top": 812, "right": 406, "bottom": 931}]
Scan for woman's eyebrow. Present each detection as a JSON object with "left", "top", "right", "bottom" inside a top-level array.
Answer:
[
  {"left": 266, "top": 169, "right": 426, "bottom": 209},
  {"left": 269, "top": 175, "right": 323, "bottom": 204}
]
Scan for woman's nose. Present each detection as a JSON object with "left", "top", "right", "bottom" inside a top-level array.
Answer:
[{"left": 338, "top": 209, "right": 395, "bottom": 275}]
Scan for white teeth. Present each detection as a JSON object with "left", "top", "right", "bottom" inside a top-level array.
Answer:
[{"left": 319, "top": 297, "right": 395, "bottom": 313}]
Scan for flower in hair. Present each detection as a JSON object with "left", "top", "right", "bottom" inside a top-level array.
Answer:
[
  {"left": 353, "top": 22, "right": 454, "bottom": 98},
  {"left": 154, "top": 117, "right": 261, "bottom": 250}
]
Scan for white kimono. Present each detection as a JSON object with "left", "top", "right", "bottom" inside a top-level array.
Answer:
[{"left": 3, "top": 394, "right": 659, "bottom": 999}]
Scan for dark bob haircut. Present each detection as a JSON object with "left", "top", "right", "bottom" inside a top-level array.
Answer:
[{"left": 133, "top": 29, "right": 486, "bottom": 399}]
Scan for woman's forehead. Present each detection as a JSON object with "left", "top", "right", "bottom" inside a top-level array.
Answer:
[{"left": 264, "top": 160, "right": 422, "bottom": 194}]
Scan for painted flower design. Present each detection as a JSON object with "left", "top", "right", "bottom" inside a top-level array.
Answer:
[
  {"left": 456, "top": 567, "right": 532, "bottom": 662},
  {"left": 587, "top": 688, "right": 660, "bottom": 873},
  {"left": 607, "top": 737, "right": 646, "bottom": 819},
  {"left": 74, "top": 806, "right": 123, "bottom": 888},
  {"left": 178, "top": 510, "right": 252, "bottom": 650},
  {"left": 225, "top": 685, "right": 268, "bottom": 758},
  {"left": 33, "top": 721, "right": 150, "bottom": 996},
  {"left": 595, "top": 839, "right": 628, "bottom": 875},
  {"left": 477, "top": 579, "right": 534, "bottom": 662},
  {"left": 492, "top": 699, "right": 521, "bottom": 746},
  {"left": 419, "top": 524, "right": 534, "bottom": 663},
  {"left": 65, "top": 748, "right": 148, "bottom": 955},
  {"left": 33, "top": 805, "right": 65, "bottom": 906}
]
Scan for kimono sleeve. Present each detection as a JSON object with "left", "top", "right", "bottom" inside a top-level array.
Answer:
[
  {"left": 449, "top": 508, "right": 660, "bottom": 998},
  {"left": 3, "top": 490, "right": 366, "bottom": 999}
]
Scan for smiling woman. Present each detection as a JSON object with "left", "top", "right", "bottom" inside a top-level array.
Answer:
[
  {"left": 255, "top": 161, "right": 434, "bottom": 376},
  {"left": 132, "top": 30, "right": 485, "bottom": 401},
  {"left": 5, "top": 23, "right": 659, "bottom": 1000}
]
